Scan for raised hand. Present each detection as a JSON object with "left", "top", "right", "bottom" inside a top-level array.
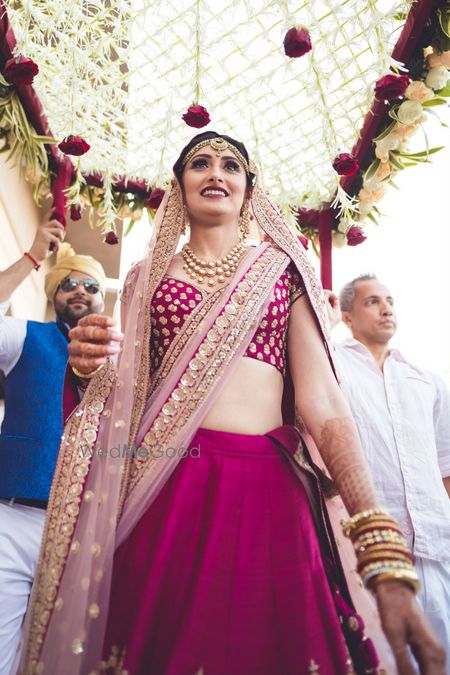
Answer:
[{"left": 29, "top": 210, "right": 65, "bottom": 263}]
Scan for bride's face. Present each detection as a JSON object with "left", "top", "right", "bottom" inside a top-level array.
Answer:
[{"left": 182, "top": 145, "right": 247, "bottom": 224}]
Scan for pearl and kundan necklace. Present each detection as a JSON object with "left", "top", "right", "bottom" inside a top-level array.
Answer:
[{"left": 182, "top": 241, "right": 246, "bottom": 288}]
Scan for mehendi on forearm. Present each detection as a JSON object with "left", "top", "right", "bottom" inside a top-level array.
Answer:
[{"left": 318, "top": 417, "right": 378, "bottom": 515}]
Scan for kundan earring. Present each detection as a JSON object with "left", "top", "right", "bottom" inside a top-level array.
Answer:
[
  {"left": 239, "top": 200, "right": 250, "bottom": 241},
  {"left": 181, "top": 204, "right": 189, "bottom": 236}
]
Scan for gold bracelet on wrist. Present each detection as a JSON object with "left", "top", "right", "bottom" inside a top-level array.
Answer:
[
  {"left": 71, "top": 364, "right": 104, "bottom": 380},
  {"left": 368, "top": 570, "right": 420, "bottom": 595}
]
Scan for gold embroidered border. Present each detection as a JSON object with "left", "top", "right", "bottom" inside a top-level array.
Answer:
[
  {"left": 251, "top": 178, "right": 329, "bottom": 340},
  {"left": 98, "top": 644, "right": 128, "bottom": 674},
  {"left": 150, "top": 285, "right": 225, "bottom": 395},
  {"left": 23, "top": 363, "right": 117, "bottom": 673},
  {"left": 128, "top": 183, "right": 185, "bottom": 448},
  {"left": 126, "top": 245, "right": 290, "bottom": 497}
]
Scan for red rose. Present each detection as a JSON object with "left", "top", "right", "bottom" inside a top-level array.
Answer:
[
  {"left": 58, "top": 135, "right": 90, "bottom": 156},
  {"left": 146, "top": 188, "right": 165, "bottom": 210},
  {"left": 296, "top": 207, "right": 318, "bottom": 226},
  {"left": 3, "top": 55, "right": 39, "bottom": 86},
  {"left": 374, "top": 74, "right": 410, "bottom": 101},
  {"left": 70, "top": 205, "right": 82, "bottom": 221},
  {"left": 104, "top": 231, "right": 119, "bottom": 245},
  {"left": 346, "top": 226, "right": 367, "bottom": 247},
  {"left": 182, "top": 105, "right": 211, "bottom": 129},
  {"left": 283, "top": 27, "right": 312, "bottom": 58},
  {"left": 298, "top": 235, "right": 309, "bottom": 250},
  {"left": 333, "top": 153, "right": 359, "bottom": 176}
]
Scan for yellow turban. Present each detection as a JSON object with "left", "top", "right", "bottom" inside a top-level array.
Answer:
[{"left": 44, "top": 243, "right": 107, "bottom": 300}]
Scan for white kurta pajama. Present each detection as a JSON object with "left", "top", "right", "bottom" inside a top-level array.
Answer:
[{"left": 334, "top": 338, "right": 450, "bottom": 662}]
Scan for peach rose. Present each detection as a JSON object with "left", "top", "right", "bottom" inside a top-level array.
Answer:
[
  {"left": 374, "top": 146, "right": 389, "bottom": 163},
  {"left": 394, "top": 123, "right": 417, "bottom": 140},
  {"left": 370, "top": 186, "right": 386, "bottom": 202},
  {"left": 425, "top": 66, "right": 448, "bottom": 91},
  {"left": 406, "top": 80, "right": 433, "bottom": 103},
  {"left": 358, "top": 188, "right": 374, "bottom": 204},
  {"left": 362, "top": 180, "right": 386, "bottom": 202},
  {"left": 376, "top": 133, "right": 400, "bottom": 154},
  {"left": 397, "top": 100, "right": 423, "bottom": 125},
  {"left": 427, "top": 51, "right": 450, "bottom": 70},
  {"left": 374, "top": 162, "right": 391, "bottom": 181}
]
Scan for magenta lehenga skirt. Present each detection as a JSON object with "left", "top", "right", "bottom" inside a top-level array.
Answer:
[{"left": 102, "top": 426, "right": 378, "bottom": 675}]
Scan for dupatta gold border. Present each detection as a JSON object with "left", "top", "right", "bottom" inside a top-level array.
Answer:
[
  {"left": 126, "top": 244, "right": 290, "bottom": 496},
  {"left": 23, "top": 363, "right": 117, "bottom": 674},
  {"left": 149, "top": 284, "right": 225, "bottom": 395}
]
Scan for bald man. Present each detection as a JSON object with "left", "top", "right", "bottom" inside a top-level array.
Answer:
[{"left": 0, "top": 213, "right": 106, "bottom": 674}]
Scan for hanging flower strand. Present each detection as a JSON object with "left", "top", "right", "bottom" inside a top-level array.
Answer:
[{"left": 182, "top": 0, "right": 210, "bottom": 128}]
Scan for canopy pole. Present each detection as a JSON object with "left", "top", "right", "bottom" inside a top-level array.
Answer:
[{"left": 319, "top": 209, "right": 333, "bottom": 290}]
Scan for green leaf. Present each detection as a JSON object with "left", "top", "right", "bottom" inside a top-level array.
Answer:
[
  {"left": 399, "top": 146, "right": 444, "bottom": 158},
  {"left": 388, "top": 153, "right": 405, "bottom": 170},
  {"left": 388, "top": 109, "right": 402, "bottom": 123},
  {"left": 366, "top": 211, "right": 378, "bottom": 225},
  {"left": 364, "top": 158, "right": 381, "bottom": 182},
  {"left": 373, "top": 121, "right": 397, "bottom": 143},
  {"left": 436, "top": 80, "right": 450, "bottom": 97},
  {"left": 388, "top": 180, "right": 400, "bottom": 190},
  {"left": 422, "top": 98, "right": 447, "bottom": 107},
  {"left": 124, "top": 219, "right": 135, "bottom": 236}
]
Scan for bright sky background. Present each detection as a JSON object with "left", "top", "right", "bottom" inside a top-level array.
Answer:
[
  {"left": 328, "top": 109, "right": 450, "bottom": 385},
  {"left": 121, "top": 108, "right": 450, "bottom": 386}
]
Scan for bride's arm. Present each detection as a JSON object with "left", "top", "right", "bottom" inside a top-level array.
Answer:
[
  {"left": 288, "top": 293, "right": 376, "bottom": 515},
  {"left": 287, "top": 293, "right": 445, "bottom": 675}
]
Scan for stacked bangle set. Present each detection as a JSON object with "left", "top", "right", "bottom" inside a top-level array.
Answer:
[{"left": 342, "top": 508, "right": 420, "bottom": 594}]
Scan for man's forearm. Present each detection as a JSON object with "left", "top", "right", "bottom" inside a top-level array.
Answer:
[{"left": 0, "top": 255, "right": 35, "bottom": 303}]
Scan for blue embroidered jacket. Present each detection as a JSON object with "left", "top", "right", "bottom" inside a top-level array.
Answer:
[{"left": 0, "top": 320, "right": 69, "bottom": 500}]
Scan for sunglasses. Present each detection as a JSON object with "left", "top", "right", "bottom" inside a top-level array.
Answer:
[{"left": 59, "top": 278, "right": 101, "bottom": 295}]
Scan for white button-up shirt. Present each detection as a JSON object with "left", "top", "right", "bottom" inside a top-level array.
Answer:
[
  {"left": 334, "top": 338, "right": 450, "bottom": 563},
  {"left": 0, "top": 301, "right": 27, "bottom": 376}
]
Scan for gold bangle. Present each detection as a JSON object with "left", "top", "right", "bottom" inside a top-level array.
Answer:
[
  {"left": 355, "top": 542, "right": 412, "bottom": 555},
  {"left": 342, "top": 508, "right": 391, "bottom": 537},
  {"left": 71, "top": 364, "right": 104, "bottom": 380},
  {"left": 358, "top": 550, "right": 412, "bottom": 565}
]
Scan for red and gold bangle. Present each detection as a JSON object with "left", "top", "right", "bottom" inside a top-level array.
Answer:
[{"left": 24, "top": 251, "right": 41, "bottom": 271}]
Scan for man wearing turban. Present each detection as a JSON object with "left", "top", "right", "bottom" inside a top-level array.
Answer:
[{"left": 0, "top": 212, "right": 106, "bottom": 674}]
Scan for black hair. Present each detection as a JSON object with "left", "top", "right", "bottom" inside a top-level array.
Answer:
[{"left": 173, "top": 131, "right": 255, "bottom": 187}]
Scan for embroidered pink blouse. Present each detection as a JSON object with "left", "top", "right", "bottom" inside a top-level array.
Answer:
[{"left": 149, "top": 264, "right": 305, "bottom": 376}]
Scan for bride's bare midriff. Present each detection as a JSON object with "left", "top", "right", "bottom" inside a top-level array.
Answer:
[{"left": 200, "top": 356, "right": 284, "bottom": 434}]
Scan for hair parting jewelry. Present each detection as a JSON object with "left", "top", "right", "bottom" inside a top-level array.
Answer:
[{"left": 181, "top": 137, "right": 250, "bottom": 174}]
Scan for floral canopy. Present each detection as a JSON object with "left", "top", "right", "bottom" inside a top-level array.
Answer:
[{"left": 0, "top": 0, "right": 449, "bottom": 283}]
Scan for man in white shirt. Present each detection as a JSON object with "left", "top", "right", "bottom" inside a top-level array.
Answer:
[
  {"left": 0, "top": 214, "right": 106, "bottom": 674},
  {"left": 326, "top": 274, "right": 450, "bottom": 658}
]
